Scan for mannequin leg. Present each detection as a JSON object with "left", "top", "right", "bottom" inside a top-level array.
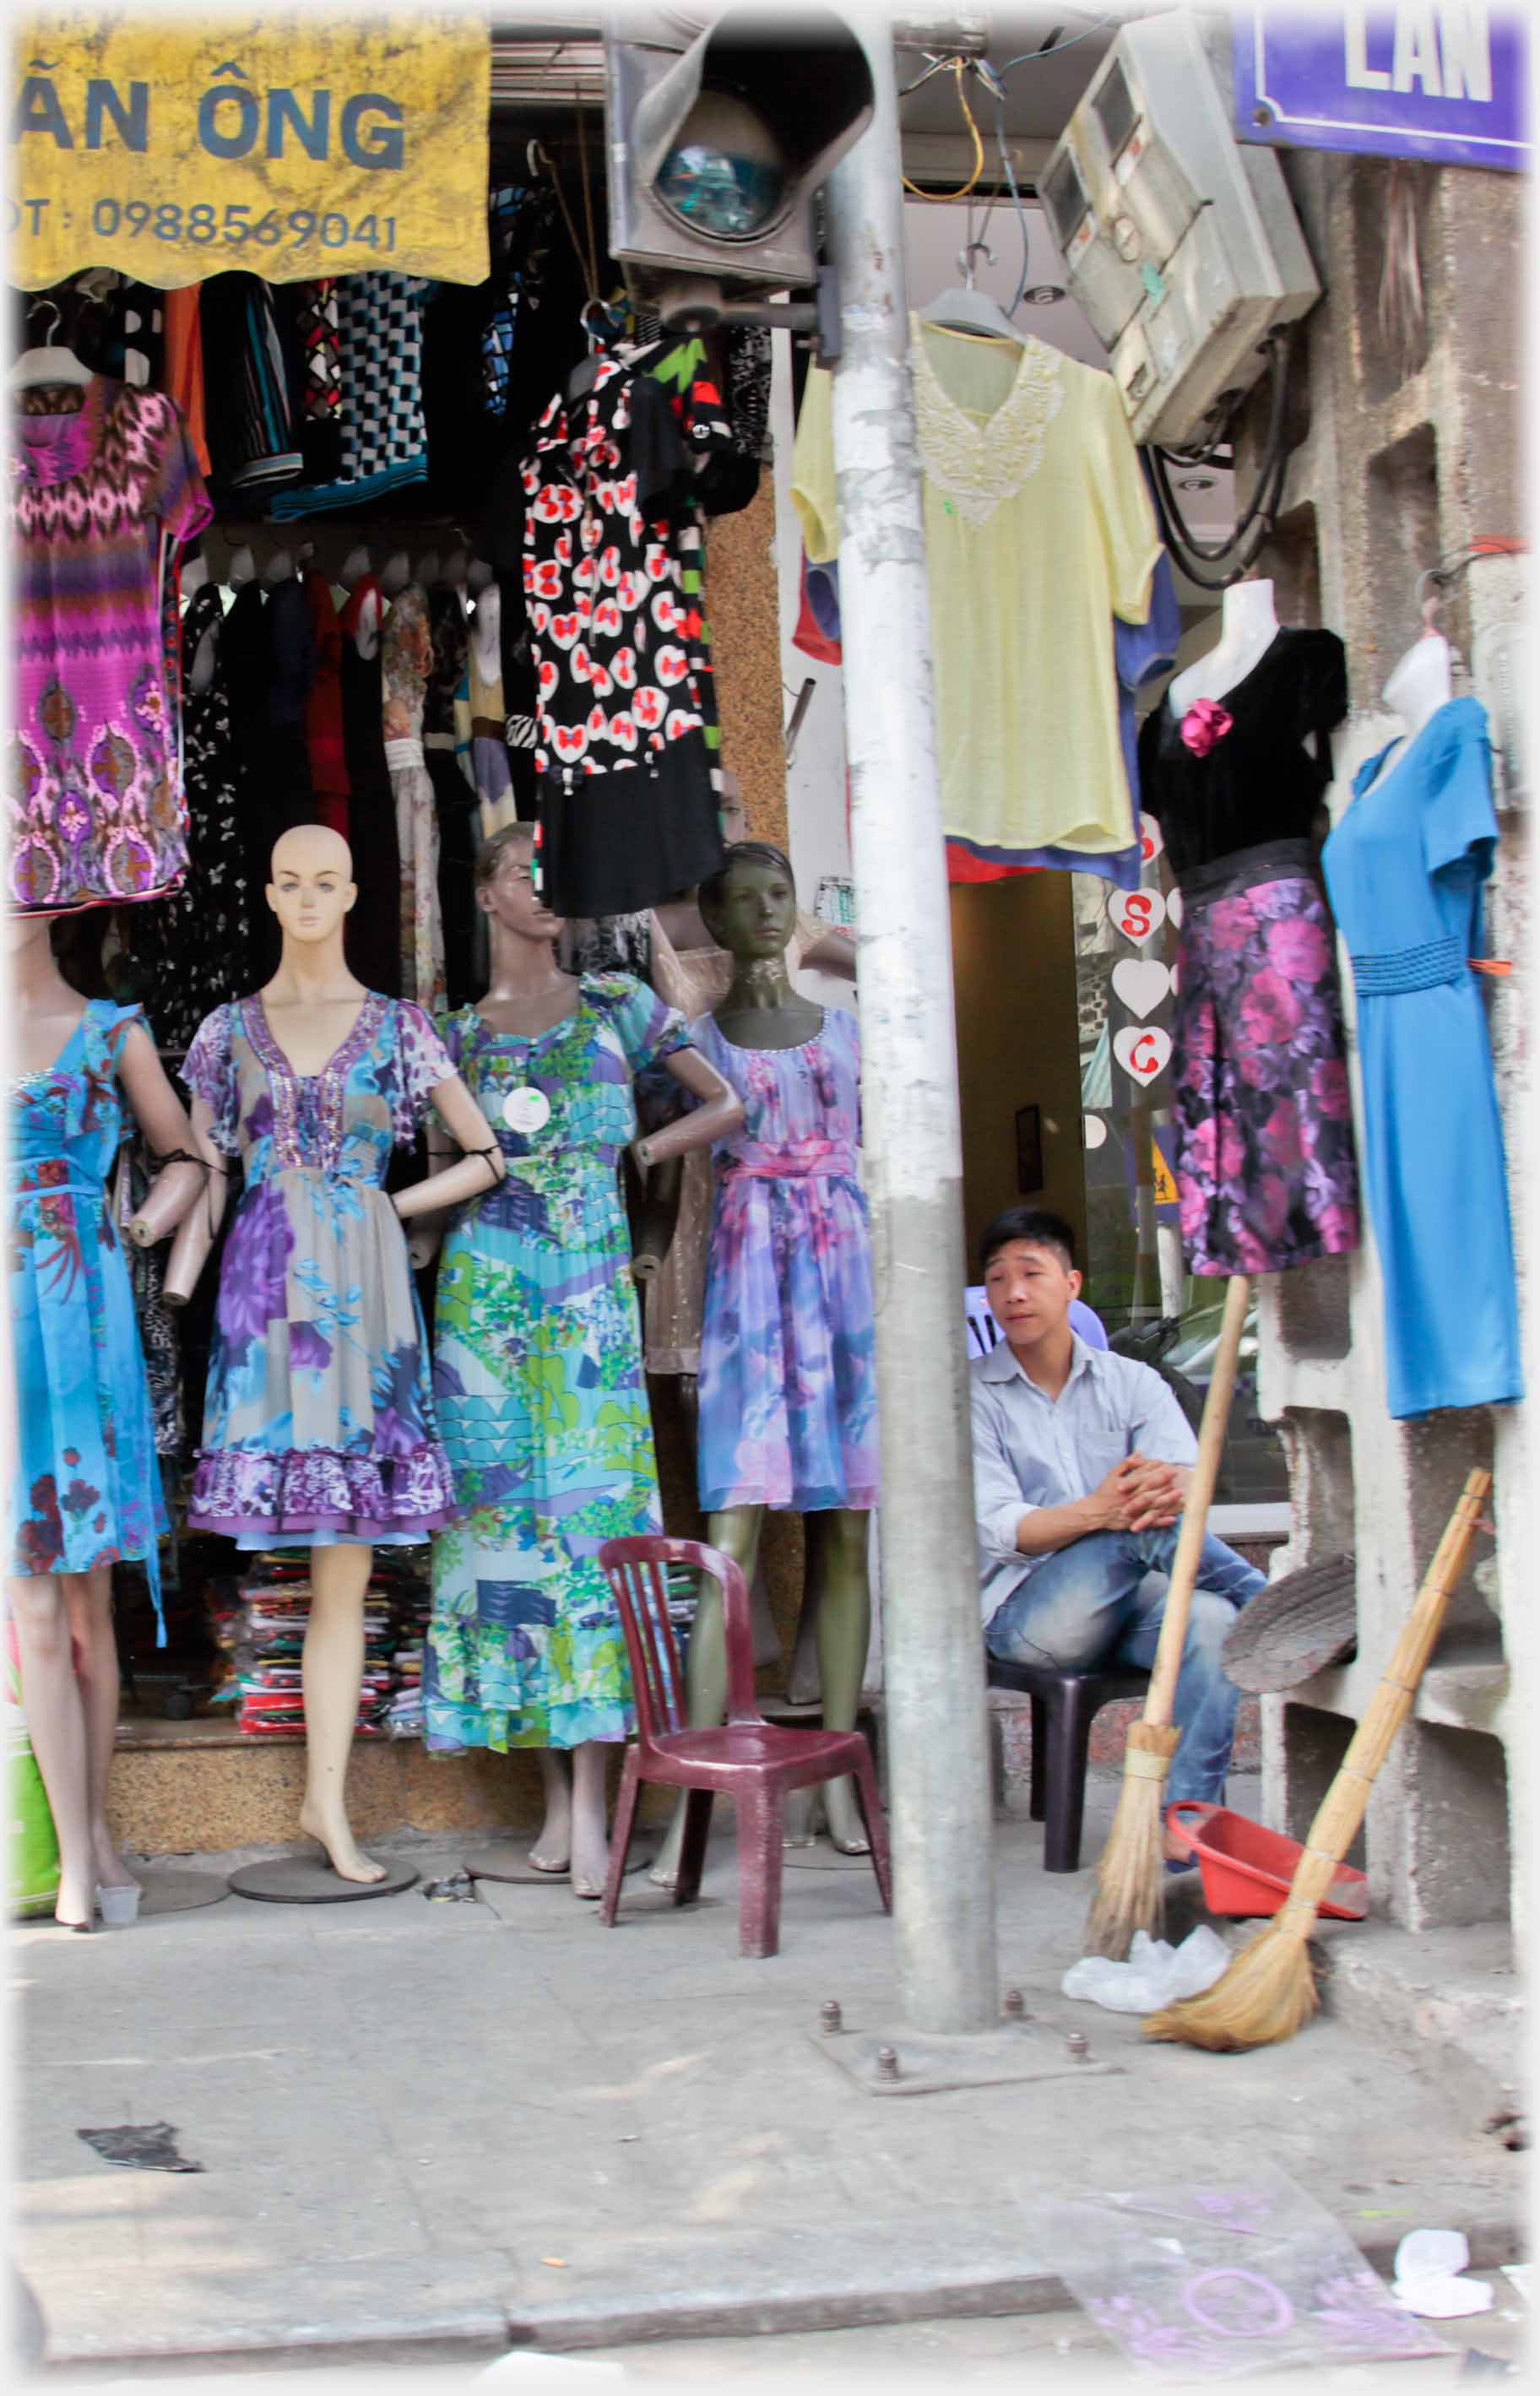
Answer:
[
  {"left": 61, "top": 1568, "right": 137, "bottom": 1891},
  {"left": 529, "top": 1748, "right": 572, "bottom": 1873},
  {"left": 680, "top": 1377, "right": 779, "bottom": 1667},
  {"left": 786, "top": 1539, "right": 824, "bottom": 1707},
  {"left": 296, "top": 1542, "right": 384, "bottom": 1884},
  {"left": 568, "top": 1740, "right": 611, "bottom": 1900},
  {"left": 649, "top": 1503, "right": 765, "bottom": 1889},
  {"left": 805, "top": 1509, "right": 873, "bottom": 1855},
  {"left": 8, "top": 1572, "right": 94, "bottom": 1928}
]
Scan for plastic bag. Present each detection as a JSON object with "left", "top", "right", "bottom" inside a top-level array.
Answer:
[
  {"left": 1061, "top": 1925, "right": 1232, "bottom": 2014},
  {"left": 1392, "top": 2228, "right": 1495, "bottom": 2319}
]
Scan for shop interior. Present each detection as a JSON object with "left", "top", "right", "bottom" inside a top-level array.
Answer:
[{"left": 9, "top": 14, "right": 1290, "bottom": 1813}]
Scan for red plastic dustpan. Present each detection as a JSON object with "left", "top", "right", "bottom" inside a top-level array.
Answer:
[{"left": 1165, "top": 1800, "right": 1369, "bottom": 1922}]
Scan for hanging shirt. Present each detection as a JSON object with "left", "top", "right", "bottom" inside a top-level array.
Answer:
[
  {"left": 512, "top": 355, "right": 725, "bottom": 918},
  {"left": 11, "top": 377, "right": 209, "bottom": 913},
  {"left": 793, "top": 321, "right": 1160, "bottom": 864}
]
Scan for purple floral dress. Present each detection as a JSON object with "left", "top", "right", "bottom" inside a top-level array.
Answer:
[
  {"left": 182, "top": 994, "right": 459, "bottom": 1548},
  {"left": 1137, "top": 630, "right": 1359, "bottom": 1277},
  {"left": 692, "top": 1007, "right": 878, "bottom": 1514}
]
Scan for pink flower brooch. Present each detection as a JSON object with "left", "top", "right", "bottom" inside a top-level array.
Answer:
[{"left": 1179, "top": 698, "right": 1234, "bottom": 758}]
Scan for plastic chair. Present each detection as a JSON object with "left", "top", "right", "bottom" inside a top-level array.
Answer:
[
  {"left": 985, "top": 1656, "right": 1152, "bottom": 1872},
  {"left": 598, "top": 1535, "right": 892, "bottom": 1957}
]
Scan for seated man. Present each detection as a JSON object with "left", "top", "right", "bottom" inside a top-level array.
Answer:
[{"left": 970, "top": 1206, "right": 1263, "bottom": 1855}]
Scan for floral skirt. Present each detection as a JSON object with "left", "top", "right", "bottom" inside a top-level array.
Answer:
[{"left": 1171, "top": 852, "right": 1360, "bottom": 1277}]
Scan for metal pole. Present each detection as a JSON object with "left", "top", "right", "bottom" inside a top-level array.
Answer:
[{"left": 825, "top": 30, "right": 999, "bottom": 2034}]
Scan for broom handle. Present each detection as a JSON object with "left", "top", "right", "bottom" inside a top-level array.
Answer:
[
  {"left": 1141, "top": 1274, "right": 1252, "bottom": 1728},
  {"left": 1292, "top": 1468, "right": 1491, "bottom": 1878}
]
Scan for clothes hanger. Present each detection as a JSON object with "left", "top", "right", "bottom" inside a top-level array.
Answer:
[
  {"left": 11, "top": 297, "right": 94, "bottom": 391},
  {"left": 566, "top": 300, "right": 611, "bottom": 404},
  {"left": 917, "top": 243, "right": 1025, "bottom": 345}
]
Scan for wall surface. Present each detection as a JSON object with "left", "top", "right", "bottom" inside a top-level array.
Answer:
[{"left": 1248, "top": 154, "right": 1530, "bottom": 1936}]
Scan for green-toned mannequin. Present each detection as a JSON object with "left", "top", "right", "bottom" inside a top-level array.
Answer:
[{"left": 651, "top": 847, "right": 875, "bottom": 1887}]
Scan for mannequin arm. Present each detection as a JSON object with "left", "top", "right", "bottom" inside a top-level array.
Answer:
[
  {"left": 115, "top": 1022, "right": 211, "bottom": 1247},
  {"left": 405, "top": 1116, "right": 464, "bottom": 1273},
  {"left": 631, "top": 1049, "right": 741, "bottom": 1173},
  {"left": 393, "top": 1075, "right": 506, "bottom": 1222},
  {"left": 798, "top": 923, "right": 857, "bottom": 979},
  {"left": 632, "top": 1155, "right": 683, "bottom": 1284},
  {"left": 162, "top": 1093, "right": 230, "bottom": 1306}
]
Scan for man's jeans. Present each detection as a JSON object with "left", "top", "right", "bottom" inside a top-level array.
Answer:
[{"left": 984, "top": 1527, "right": 1265, "bottom": 1805}]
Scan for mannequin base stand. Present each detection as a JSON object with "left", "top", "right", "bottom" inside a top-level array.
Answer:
[
  {"left": 816, "top": 2023, "right": 1121, "bottom": 2097},
  {"left": 466, "top": 1837, "right": 659, "bottom": 1885},
  {"left": 228, "top": 1853, "right": 420, "bottom": 1904},
  {"left": 129, "top": 1863, "right": 230, "bottom": 1916}
]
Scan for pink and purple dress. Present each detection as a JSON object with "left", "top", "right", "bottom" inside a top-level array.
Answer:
[
  {"left": 692, "top": 1007, "right": 878, "bottom": 1515},
  {"left": 1137, "top": 629, "right": 1360, "bottom": 1278},
  {"left": 181, "top": 995, "right": 460, "bottom": 1549},
  {"left": 11, "top": 377, "right": 210, "bottom": 913}
]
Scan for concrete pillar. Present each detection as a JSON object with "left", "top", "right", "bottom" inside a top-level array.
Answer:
[{"left": 824, "top": 30, "right": 999, "bottom": 2033}]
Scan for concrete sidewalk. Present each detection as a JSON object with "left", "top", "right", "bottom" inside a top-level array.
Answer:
[{"left": 13, "top": 1787, "right": 1525, "bottom": 2373}]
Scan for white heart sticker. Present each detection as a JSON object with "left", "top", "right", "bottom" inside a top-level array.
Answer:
[
  {"left": 1107, "top": 886, "right": 1167, "bottom": 947},
  {"left": 502, "top": 1087, "right": 551, "bottom": 1135},
  {"left": 1083, "top": 1114, "right": 1108, "bottom": 1151},
  {"left": 1111, "top": 958, "right": 1171, "bottom": 1021},
  {"left": 1167, "top": 886, "right": 1185, "bottom": 929},
  {"left": 1113, "top": 1025, "right": 1174, "bottom": 1086},
  {"left": 1139, "top": 814, "right": 1164, "bottom": 865}
]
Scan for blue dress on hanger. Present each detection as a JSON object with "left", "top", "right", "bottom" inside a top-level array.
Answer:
[{"left": 1321, "top": 697, "right": 1522, "bottom": 1418}]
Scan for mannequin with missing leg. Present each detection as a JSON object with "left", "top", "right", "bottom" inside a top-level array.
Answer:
[
  {"left": 414, "top": 824, "right": 742, "bottom": 1897},
  {"left": 165, "top": 826, "right": 504, "bottom": 1883},
  {"left": 8, "top": 915, "right": 208, "bottom": 1928},
  {"left": 651, "top": 843, "right": 881, "bottom": 1886}
]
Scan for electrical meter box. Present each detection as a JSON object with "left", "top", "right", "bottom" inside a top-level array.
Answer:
[{"left": 1039, "top": 11, "right": 1320, "bottom": 447}]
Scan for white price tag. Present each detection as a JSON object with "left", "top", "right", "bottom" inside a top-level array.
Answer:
[{"left": 502, "top": 1087, "right": 551, "bottom": 1136}]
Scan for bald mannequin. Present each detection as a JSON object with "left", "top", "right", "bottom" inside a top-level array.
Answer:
[{"left": 166, "top": 827, "right": 504, "bottom": 1882}]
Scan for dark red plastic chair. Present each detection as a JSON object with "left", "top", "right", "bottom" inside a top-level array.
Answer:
[{"left": 598, "top": 1535, "right": 892, "bottom": 1957}]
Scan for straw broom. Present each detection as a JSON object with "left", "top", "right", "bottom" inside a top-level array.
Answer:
[
  {"left": 1083, "top": 1272, "right": 1252, "bottom": 1960},
  {"left": 1143, "top": 1466, "right": 1492, "bottom": 2052}
]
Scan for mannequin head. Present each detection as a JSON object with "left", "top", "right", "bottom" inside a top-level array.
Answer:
[
  {"left": 474, "top": 822, "right": 563, "bottom": 947},
  {"left": 268, "top": 825, "right": 356, "bottom": 944},
  {"left": 699, "top": 842, "right": 798, "bottom": 963}
]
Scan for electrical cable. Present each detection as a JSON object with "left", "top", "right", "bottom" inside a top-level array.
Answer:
[
  {"left": 902, "top": 59, "right": 985, "bottom": 201},
  {"left": 1148, "top": 333, "right": 1293, "bottom": 588}
]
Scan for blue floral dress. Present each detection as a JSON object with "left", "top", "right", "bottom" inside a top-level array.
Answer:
[
  {"left": 691, "top": 1007, "right": 878, "bottom": 1515},
  {"left": 424, "top": 975, "right": 691, "bottom": 1752},
  {"left": 181, "top": 993, "right": 459, "bottom": 1548},
  {"left": 7, "top": 1001, "right": 168, "bottom": 1634}
]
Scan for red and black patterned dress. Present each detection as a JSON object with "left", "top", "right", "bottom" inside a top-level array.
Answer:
[{"left": 518, "top": 357, "right": 725, "bottom": 919}]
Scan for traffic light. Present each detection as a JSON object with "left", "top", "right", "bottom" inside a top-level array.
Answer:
[{"left": 605, "top": 4, "right": 874, "bottom": 325}]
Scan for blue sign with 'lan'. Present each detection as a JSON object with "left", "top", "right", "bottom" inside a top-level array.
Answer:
[{"left": 1233, "top": 3, "right": 1528, "bottom": 172}]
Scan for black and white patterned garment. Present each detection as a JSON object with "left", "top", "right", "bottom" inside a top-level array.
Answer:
[
  {"left": 724, "top": 325, "right": 773, "bottom": 463},
  {"left": 129, "top": 585, "right": 254, "bottom": 1051},
  {"left": 115, "top": 1141, "right": 183, "bottom": 1460},
  {"left": 270, "top": 272, "right": 431, "bottom": 518},
  {"left": 562, "top": 912, "right": 653, "bottom": 978}
]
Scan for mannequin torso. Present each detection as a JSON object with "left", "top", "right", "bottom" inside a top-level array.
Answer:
[
  {"left": 1169, "top": 578, "right": 1280, "bottom": 714},
  {"left": 418, "top": 822, "right": 740, "bottom": 1897}
]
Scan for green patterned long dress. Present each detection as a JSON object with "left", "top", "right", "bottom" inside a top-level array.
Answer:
[{"left": 423, "top": 976, "right": 691, "bottom": 1750}]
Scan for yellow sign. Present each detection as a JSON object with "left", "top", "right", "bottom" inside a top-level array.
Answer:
[
  {"left": 10, "top": 10, "right": 491, "bottom": 289},
  {"left": 1151, "top": 1141, "right": 1179, "bottom": 1209}
]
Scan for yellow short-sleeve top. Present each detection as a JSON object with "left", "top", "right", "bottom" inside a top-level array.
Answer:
[{"left": 792, "top": 320, "right": 1161, "bottom": 859}]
